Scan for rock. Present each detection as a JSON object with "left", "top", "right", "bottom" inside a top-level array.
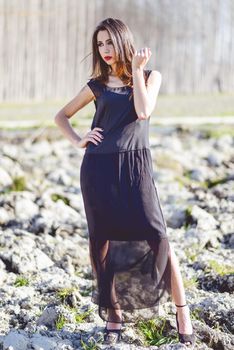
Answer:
[
  {"left": 47, "top": 169, "right": 72, "bottom": 186},
  {"left": 220, "top": 215, "right": 234, "bottom": 235},
  {"left": 189, "top": 166, "right": 215, "bottom": 182},
  {"left": 0, "top": 167, "right": 12, "bottom": 187},
  {"left": 198, "top": 272, "right": 234, "bottom": 293},
  {"left": 59, "top": 254, "right": 75, "bottom": 275},
  {"left": 163, "top": 205, "right": 186, "bottom": 228},
  {"left": 1, "top": 329, "right": 74, "bottom": 350},
  {"left": 0, "top": 234, "right": 54, "bottom": 273},
  {"left": 2, "top": 144, "right": 19, "bottom": 159},
  {"left": 34, "top": 248, "right": 55, "bottom": 270},
  {"left": 42, "top": 199, "right": 82, "bottom": 228},
  {"left": 30, "top": 333, "right": 74, "bottom": 350},
  {"left": 184, "top": 205, "right": 221, "bottom": 247},
  {"left": 15, "top": 197, "right": 39, "bottom": 220},
  {"left": 193, "top": 295, "right": 234, "bottom": 334},
  {"left": 0, "top": 207, "right": 10, "bottom": 225},
  {"left": 214, "top": 134, "right": 233, "bottom": 152},
  {"left": 36, "top": 306, "right": 59, "bottom": 328},
  {"left": 188, "top": 205, "right": 219, "bottom": 230},
  {"left": 26, "top": 140, "right": 53, "bottom": 157},
  {"left": 33, "top": 266, "right": 78, "bottom": 293},
  {"left": 195, "top": 321, "right": 234, "bottom": 350},
  {"left": 0, "top": 259, "right": 7, "bottom": 283},
  {"left": 222, "top": 233, "right": 234, "bottom": 249},
  {"left": 2, "top": 330, "right": 28, "bottom": 350},
  {"left": 206, "top": 152, "right": 223, "bottom": 167},
  {"left": 185, "top": 227, "right": 221, "bottom": 248},
  {"left": 0, "top": 155, "right": 24, "bottom": 178}
]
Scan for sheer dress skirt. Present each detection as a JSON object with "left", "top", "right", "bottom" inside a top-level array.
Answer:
[{"left": 80, "top": 148, "right": 172, "bottom": 323}]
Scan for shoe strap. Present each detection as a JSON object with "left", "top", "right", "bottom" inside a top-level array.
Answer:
[{"left": 175, "top": 303, "right": 187, "bottom": 307}]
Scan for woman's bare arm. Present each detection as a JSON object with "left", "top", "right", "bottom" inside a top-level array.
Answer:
[
  {"left": 54, "top": 84, "right": 103, "bottom": 148},
  {"left": 132, "top": 68, "right": 162, "bottom": 120}
]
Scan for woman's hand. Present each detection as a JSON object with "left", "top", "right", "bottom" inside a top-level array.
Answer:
[
  {"left": 132, "top": 47, "right": 152, "bottom": 70},
  {"left": 77, "top": 127, "right": 104, "bottom": 148}
]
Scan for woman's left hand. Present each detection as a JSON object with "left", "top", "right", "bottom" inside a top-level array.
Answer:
[{"left": 132, "top": 47, "right": 152, "bottom": 70}]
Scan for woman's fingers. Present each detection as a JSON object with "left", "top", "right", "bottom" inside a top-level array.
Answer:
[
  {"left": 135, "top": 47, "right": 151, "bottom": 58},
  {"left": 87, "top": 127, "right": 104, "bottom": 145},
  {"left": 87, "top": 136, "right": 98, "bottom": 145}
]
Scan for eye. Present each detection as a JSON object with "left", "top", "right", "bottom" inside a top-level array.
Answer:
[{"left": 97, "top": 41, "right": 113, "bottom": 47}]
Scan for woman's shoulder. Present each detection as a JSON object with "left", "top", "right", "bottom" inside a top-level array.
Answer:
[
  {"left": 146, "top": 69, "right": 162, "bottom": 78},
  {"left": 86, "top": 77, "right": 103, "bottom": 99},
  {"left": 144, "top": 69, "right": 161, "bottom": 75},
  {"left": 87, "top": 75, "right": 102, "bottom": 83},
  {"left": 145, "top": 69, "right": 162, "bottom": 82}
]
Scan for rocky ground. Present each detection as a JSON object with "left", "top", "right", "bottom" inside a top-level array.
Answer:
[{"left": 0, "top": 125, "right": 233, "bottom": 350}]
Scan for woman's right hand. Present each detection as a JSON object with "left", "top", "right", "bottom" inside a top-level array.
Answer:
[{"left": 77, "top": 127, "right": 104, "bottom": 148}]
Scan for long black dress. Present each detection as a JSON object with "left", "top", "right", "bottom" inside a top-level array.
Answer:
[{"left": 80, "top": 70, "right": 172, "bottom": 323}]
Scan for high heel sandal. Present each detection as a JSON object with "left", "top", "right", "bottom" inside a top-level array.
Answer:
[
  {"left": 103, "top": 301, "right": 123, "bottom": 344},
  {"left": 103, "top": 320, "right": 123, "bottom": 344},
  {"left": 175, "top": 303, "right": 195, "bottom": 348}
]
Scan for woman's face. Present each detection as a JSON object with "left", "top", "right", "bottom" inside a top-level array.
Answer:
[{"left": 97, "top": 30, "right": 116, "bottom": 65}]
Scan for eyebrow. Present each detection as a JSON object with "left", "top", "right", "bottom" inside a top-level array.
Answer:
[{"left": 97, "top": 39, "right": 112, "bottom": 43}]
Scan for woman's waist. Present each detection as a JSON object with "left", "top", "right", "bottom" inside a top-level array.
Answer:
[{"left": 85, "top": 136, "right": 149, "bottom": 154}]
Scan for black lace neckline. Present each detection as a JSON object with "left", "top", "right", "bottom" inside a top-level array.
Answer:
[{"left": 104, "top": 84, "right": 131, "bottom": 90}]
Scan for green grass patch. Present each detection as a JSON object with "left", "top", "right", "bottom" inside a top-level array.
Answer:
[
  {"left": 75, "top": 268, "right": 93, "bottom": 280},
  {"left": 80, "top": 335, "right": 102, "bottom": 350},
  {"left": 74, "top": 308, "right": 94, "bottom": 324},
  {"left": 1, "top": 176, "right": 27, "bottom": 194},
  {"left": 55, "top": 314, "right": 67, "bottom": 330},
  {"left": 191, "top": 307, "right": 204, "bottom": 322},
  {"left": 137, "top": 317, "right": 177, "bottom": 346},
  {"left": 184, "top": 243, "right": 201, "bottom": 263},
  {"left": 201, "top": 126, "right": 234, "bottom": 138},
  {"left": 12, "top": 176, "right": 27, "bottom": 191},
  {"left": 14, "top": 276, "right": 29, "bottom": 287},
  {"left": 153, "top": 153, "right": 183, "bottom": 174},
  {"left": 203, "top": 176, "right": 229, "bottom": 189},
  {"left": 183, "top": 170, "right": 193, "bottom": 180},
  {"left": 1, "top": 94, "right": 234, "bottom": 126},
  {"left": 55, "top": 306, "right": 95, "bottom": 330},
  {"left": 183, "top": 276, "right": 199, "bottom": 289},
  {"left": 65, "top": 305, "right": 96, "bottom": 324},
  {"left": 184, "top": 205, "right": 194, "bottom": 229},
  {"left": 174, "top": 175, "right": 192, "bottom": 188},
  {"left": 80, "top": 285, "right": 93, "bottom": 297},
  {"left": 205, "top": 259, "right": 234, "bottom": 276},
  {"left": 56, "top": 287, "right": 78, "bottom": 304},
  {"left": 51, "top": 193, "right": 70, "bottom": 205}
]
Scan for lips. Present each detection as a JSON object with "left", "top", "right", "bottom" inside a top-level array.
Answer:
[{"left": 104, "top": 56, "right": 112, "bottom": 60}]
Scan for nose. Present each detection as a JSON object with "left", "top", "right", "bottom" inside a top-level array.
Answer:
[{"left": 104, "top": 45, "right": 110, "bottom": 53}]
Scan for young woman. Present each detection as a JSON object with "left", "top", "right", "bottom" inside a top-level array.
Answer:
[{"left": 54, "top": 17, "right": 195, "bottom": 347}]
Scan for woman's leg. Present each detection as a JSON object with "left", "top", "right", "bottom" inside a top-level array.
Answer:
[
  {"left": 146, "top": 239, "right": 193, "bottom": 334},
  {"left": 89, "top": 238, "right": 122, "bottom": 329},
  {"left": 168, "top": 243, "right": 193, "bottom": 334}
]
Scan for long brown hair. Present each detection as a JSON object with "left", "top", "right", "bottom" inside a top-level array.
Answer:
[{"left": 89, "top": 18, "right": 147, "bottom": 88}]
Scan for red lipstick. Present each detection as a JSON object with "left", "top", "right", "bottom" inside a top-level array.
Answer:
[{"left": 104, "top": 56, "right": 112, "bottom": 61}]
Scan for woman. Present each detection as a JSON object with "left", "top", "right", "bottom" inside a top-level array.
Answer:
[{"left": 54, "top": 17, "right": 195, "bottom": 347}]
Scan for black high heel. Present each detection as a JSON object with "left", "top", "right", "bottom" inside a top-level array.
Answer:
[
  {"left": 103, "top": 301, "right": 123, "bottom": 344},
  {"left": 103, "top": 321, "right": 123, "bottom": 344},
  {"left": 175, "top": 303, "right": 195, "bottom": 347}
]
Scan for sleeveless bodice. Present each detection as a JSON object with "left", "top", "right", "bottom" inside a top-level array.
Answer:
[{"left": 85, "top": 70, "right": 152, "bottom": 154}]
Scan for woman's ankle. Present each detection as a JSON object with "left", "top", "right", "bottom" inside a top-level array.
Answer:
[{"left": 107, "top": 308, "right": 122, "bottom": 323}]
